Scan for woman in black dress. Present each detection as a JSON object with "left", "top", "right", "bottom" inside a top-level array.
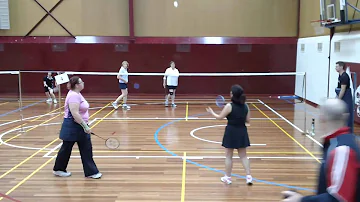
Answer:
[{"left": 206, "top": 84, "right": 252, "bottom": 185}]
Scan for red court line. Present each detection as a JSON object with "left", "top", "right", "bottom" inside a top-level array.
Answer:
[{"left": 0, "top": 192, "right": 21, "bottom": 202}]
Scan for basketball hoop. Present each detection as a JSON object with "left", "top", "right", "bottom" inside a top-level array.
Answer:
[{"left": 310, "top": 20, "right": 332, "bottom": 35}]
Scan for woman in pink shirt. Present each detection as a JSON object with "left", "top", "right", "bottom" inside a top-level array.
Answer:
[{"left": 53, "top": 76, "right": 102, "bottom": 179}]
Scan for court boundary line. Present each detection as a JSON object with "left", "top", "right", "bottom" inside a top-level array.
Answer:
[
  {"left": 189, "top": 124, "right": 266, "bottom": 146},
  {"left": 252, "top": 103, "right": 321, "bottom": 164},
  {"left": 0, "top": 117, "right": 275, "bottom": 152},
  {"left": 0, "top": 106, "right": 64, "bottom": 146},
  {"left": 0, "top": 103, "right": 114, "bottom": 199},
  {"left": 257, "top": 99, "right": 323, "bottom": 147},
  {"left": 43, "top": 155, "right": 322, "bottom": 160},
  {"left": 181, "top": 152, "right": 186, "bottom": 202},
  {"left": 99, "top": 117, "right": 282, "bottom": 120},
  {"left": 0, "top": 102, "right": 9, "bottom": 107},
  {"left": 0, "top": 122, "right": 61, "bottom": 150},
  {"left": 0, "top": 105, "right": 116, "bottom": 128},
  {"left": 153, "top": 112, "right": 317, "bottom": 193},
  {"left": 0, "top": 99, "right": 45, "bottom": 118},
  {"left": 0, "top": 101, "right": 320, "bottom": 197}
]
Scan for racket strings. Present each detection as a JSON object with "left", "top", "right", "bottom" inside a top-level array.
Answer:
[{"left": 105, "top": 138, "right": 120, "bottom": 149}]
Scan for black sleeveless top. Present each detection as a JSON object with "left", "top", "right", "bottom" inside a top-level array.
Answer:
[{"left": 226, "top": 103, "right": 248, "bottom": 127}]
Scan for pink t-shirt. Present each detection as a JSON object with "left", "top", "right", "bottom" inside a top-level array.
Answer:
[{"left": 64, "top": 90, "right": 89, "bottom": 123}]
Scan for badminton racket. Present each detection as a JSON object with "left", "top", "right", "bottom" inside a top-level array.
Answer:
[
  {"left": 91, "top": 132, "right": 120, "bottom": 149},
  {"left": 215, "top": 95, "right": 226, "bottom": 108}
]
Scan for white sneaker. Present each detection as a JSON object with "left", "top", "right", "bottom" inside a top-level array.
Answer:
[
  {"left": 53, "top": 99, "right": 57, "bottom": 104},
  {"left": 171, "top": 103, "right": 177, "bottom": 108},
  {"left": 87, "top": 172, "right": 102, "bottom": 179},
  {"left": 112, "top": 102, "right": 119, "bottom": 109},
  {"left": 246, "top": 175, "right": 253, "bottom": 185},
  {"left": 220, "top": 176, "right": 232, "bottom": 184},
  {"left": 46, "top": 99, "right": 52, "bottom": 102},
  {"left": 122, "top": 104, "right": 130, "bottom": 110},
  {"left": 53, "top": 170, "right": 71, "bottom": 177},
  {"left": 165, "top": 101, "right": 168, "bottom": 107}
]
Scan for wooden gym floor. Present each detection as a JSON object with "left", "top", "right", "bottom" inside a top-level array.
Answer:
[{"left": 0, "top": 95, "right": 353, "bottom": 201}]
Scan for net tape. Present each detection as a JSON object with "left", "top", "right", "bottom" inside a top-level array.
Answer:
[{"left": 64, "top": 71, "right": 306, "bottom": 76}]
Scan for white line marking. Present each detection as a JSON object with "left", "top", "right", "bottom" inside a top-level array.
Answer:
[
  {"left": 44, "top": 155, "right": 321, "bottom": 160},
  {"left": 190, "top": 124, "right": 266, "bottom": 146},
  {"left": 257, "top": 99, "right": 323, "bottom": 148},
  {"left": 0, "top": 106, "right": 113, "bottom": 127},
  {"left": 43, "top": 142, "right": 62, "bottom": 157},
  {"left": 85, "top": 98, "right": 261, "bottom": 101},
  {"left": 0, "top": 119, "right": 98, "bottom": 151},
  {"left": 0, "top": 122, "right": 61, "bottom": 150},
  {"left": 42, "top": 119, "right": 98, "bottom": 156},
  {"left": 100, "top": 117, "right": 280, "bottom": 120},
  {"left": 0, "top": 112, "right": 59, "bottom": 127}
]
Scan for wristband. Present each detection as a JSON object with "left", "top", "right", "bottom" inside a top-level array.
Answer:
[{"left": 80, "top": 121, "right": 90, "bottom": 131}]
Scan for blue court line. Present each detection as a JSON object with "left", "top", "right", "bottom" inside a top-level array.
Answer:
[
  {"left": 0, "top": 99, "right": 45, "bottom": 118},
  {"left": 154, "top": 113, "right": 316, "bottom": 193},
  {"left": 283, "top": 99, "right": 319, "bottom": 118}
]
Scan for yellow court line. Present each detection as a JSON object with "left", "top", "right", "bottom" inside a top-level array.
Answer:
[
  {"left": 252, "top": 103, "right": 321, "bottom": 164},
  {"left": 4, "top": 155, "right": 55, "bottom": 196},
  {"left": 0, "top": 103, "right": 108, "bottom": 179},
  {"left": 181, "top": 152, "right": 187, "bottom": 202},
  {"left": 0, "top": 106, "right": 64, "bottom": 146},
  {"left": 0, "top": 119, "right": 48, "bottom": 122},
  {"left": 0, "top": 102, "right": 9, "bottom": 106},
  {"left": 0, "top": 103, "right": 113, "bottom": 199},
  {"left": 1, "top": 99, "right": 106, "bottom": 146},
  {"left": 36, "top": 150, "right": 322, "bottom": 155},
  {"left": 90, "top": 108, "right": 116, "bottom": 129},
  {"left": 0, "top": 112, "right": 65, "bottom": 179},
  {"left": 186, "top": 103, "right": 189, "bottom": 121},
  {"left": 2, "top": 113, "right": 63, "bottom": 145},
  {"left": 0, "top": 138, "right": 59, "bottom": 179},
  {"left": 90, "top": 119, "right": 275, "bottom": 123}
]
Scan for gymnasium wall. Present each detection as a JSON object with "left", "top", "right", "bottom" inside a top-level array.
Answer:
[
  {"left": 0, "top": 0, "right": 298, "bottom": 37},
  {"left": 0, "top": 0, "right": 300, "bottom": 96},
  {"left": 298, "top": 0, "right": 329, "bottom": 38},
  {"left": 295, "top": 30, "right": 360, "bottom": 116},
  {"left": 0, "top": 43, "right": 297, "bottom": 95}
]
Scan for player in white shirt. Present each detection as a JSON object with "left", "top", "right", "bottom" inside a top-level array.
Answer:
[
  {"left": 163, "top": 61, "right": 179, "bottom": 107},
  {"left": 112, "top": 61, "right": 130, "bottom": 110}
]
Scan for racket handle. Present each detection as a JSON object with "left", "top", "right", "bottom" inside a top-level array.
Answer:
[{"left": 90, "top": 132, "right": 107, "bottom": 141}]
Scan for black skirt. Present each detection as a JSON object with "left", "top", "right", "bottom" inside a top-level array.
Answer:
[
  {"left": 59, "top": 118, "right": 90, "bottom": 142},
  {"left": 222, "top": 125, "right": 250, "bottom": 149}
]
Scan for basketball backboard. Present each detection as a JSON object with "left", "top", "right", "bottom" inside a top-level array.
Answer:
[{"left": 320, "top": 0, "right": 360, "bottom": 28}]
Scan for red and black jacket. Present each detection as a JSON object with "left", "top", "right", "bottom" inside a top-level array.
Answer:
[{"left": 301, "top": 127, "right": 360, "bottom": 202}]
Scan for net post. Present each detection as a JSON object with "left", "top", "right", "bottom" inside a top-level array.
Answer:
[
  {"left": 352, "top": 72, "right": 356, "bottom": 132},
  {"left": 18, "top": 71, "right": 25, "bottom": 133},
  {"left": 56, "top": 71, "right": 62, "bottom": 108},
  {"left": 302, "top": 72, "right": 308, "bottom": 135},
  {"left": 59, "top": 84, "right": 61, "bottom": 107}
]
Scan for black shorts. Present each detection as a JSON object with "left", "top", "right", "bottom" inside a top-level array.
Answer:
[
  {"left": 119, "top": 83, "right": 128, "bottom": 90},
  {"left": 44, "top": 86, "right": 53, "bottom": 92},
  {"left": 166, "top": 85, "right": 177, "bottom": 90}
]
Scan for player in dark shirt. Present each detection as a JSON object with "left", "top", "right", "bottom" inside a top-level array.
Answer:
[
  {"left": 334, "top": 61, "right": 353, "bottom": 132},
  {"left": 43, "top": 72, "right": 57, "bottom": 104}
]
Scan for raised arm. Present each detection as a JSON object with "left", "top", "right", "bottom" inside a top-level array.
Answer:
[{"left": 206, "top": 103, "right": 232, "bottom": 120}]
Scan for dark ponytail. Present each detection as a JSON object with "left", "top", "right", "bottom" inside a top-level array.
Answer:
[{"left": 231, "top": 85, "right": 246, "bottom": 105}]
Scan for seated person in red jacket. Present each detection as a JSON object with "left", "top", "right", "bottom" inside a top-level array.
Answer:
[{"left": 282, "top": 98, "right": 360, "bottom": 202}]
